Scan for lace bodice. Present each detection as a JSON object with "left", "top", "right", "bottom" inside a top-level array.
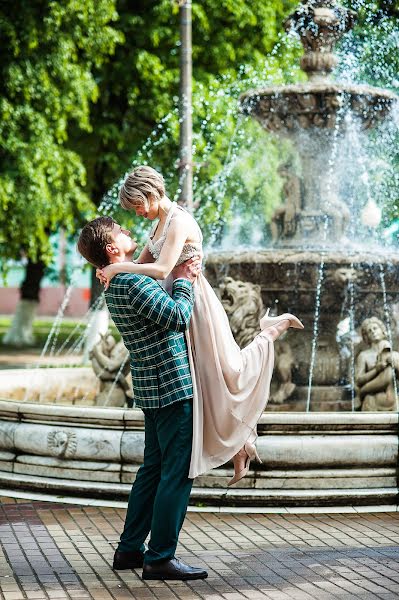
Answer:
[{"left": 148, "top": 202, "right": 203, "bottom": 266}]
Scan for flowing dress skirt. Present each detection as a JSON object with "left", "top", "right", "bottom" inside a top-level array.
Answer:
[{"left": 174, "top": 273, "right": 274, "bottom": 479}]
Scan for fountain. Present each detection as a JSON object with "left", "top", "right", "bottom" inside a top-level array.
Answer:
[
  {"left": 206, "top": 0, "right": 399, "bottom": 412},
  {"left": 0, "top": 0, "right": 398, "bottom": 507}
]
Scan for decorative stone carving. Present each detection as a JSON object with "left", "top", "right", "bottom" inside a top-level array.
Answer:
[
  {"left": 241, "top": 86, "right": 396, "bottom": 137},
  {"left": 219, "top": 275, "right": 297, "bottom": 406},
  {"left": 12, "top": 422, "right": 123, "bottom": 462},
  {"left": 90, "top": 331, "right": 132, "bottom": 407},
  {"left": 355, "top": 317, "right": 399, "bottom": 411},
  {"left": 219, "top": 276, "right": 264, "bottom": 348},
  {"left": 47, "top": 430, "right": 77, "bottom": 458},
  {"left": 285, "top": 1, "right": 356, "bottom": 81},
  {"left": 206, "top": 248, "right": 399, "bottom": 411},
  {"left": 270, "top": 341, "right": 296, "bottom": 404},
  {"left": 328, "top": 266, "right": 358, "bottom": 286}
]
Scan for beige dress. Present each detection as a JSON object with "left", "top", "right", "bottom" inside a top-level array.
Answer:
[{"left": 148, "top": 202, "right": 274, "bottom": 478}]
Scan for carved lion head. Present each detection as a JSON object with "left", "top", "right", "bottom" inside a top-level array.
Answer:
[{"left": 219, "top": 277, "right": 263, "bottom": 348}]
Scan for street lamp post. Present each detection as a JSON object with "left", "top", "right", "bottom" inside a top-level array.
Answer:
[{"left": 178, "top": 0, "right": 193, "bottom": 211}]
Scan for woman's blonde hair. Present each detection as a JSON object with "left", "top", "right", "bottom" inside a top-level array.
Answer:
[{"left": 119, "top": 165, "right": 165, "bottom": 210}]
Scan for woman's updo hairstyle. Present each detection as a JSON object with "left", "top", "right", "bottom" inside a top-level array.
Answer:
[{"left": 119, "top": 165, "right": 165, "bottom": 210}]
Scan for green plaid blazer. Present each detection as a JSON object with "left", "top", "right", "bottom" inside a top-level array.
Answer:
[{"left": 105, "top": 273, "right": 194, "bottom": 409}]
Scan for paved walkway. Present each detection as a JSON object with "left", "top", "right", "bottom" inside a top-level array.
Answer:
[{"left": 2, "top": 498, "right": 399, "bottom": 599}]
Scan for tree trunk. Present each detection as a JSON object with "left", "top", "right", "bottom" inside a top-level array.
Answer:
[
  {"left": 3, "top": 259, "right": 46, "bottom": 347},
  {"left": 81, "top": 182, "right": 111, "bottom": 361}
]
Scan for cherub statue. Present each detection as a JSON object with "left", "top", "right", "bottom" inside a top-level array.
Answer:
[
  {"left": 271, "top": 163, "right": 302, "bottom": 241},
  {"left": 355, "top": 317, "right": 399, "bottom": 411},
  {"left": 90, "top": 331, "right": 132, "bottom": 407}
]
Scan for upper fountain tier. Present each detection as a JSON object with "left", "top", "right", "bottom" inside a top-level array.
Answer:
[{"left": 240, "top": 0, "right": 397, "bottom": 136}]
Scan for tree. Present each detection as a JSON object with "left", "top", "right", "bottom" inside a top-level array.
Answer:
[
  {"left": 0, "top": 0, "right": 122, "bottom": 345},
  {"left": 2, "top": 0, "right": 302, "bottom": 347},
  {"left": 79, "top": 0, "right": 300, "bottom": 237}
]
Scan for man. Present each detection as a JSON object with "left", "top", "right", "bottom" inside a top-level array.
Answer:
[{"left": 77, "top": 216, "right": 207, "bottom": 581}]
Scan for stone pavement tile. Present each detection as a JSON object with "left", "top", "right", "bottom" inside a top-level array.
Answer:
[
  {"left": 242, "top": 592, "right": 270, "bottom": 600},
  {"left": 4, "top": 503, "right": 399, "bottom": 599},
  {"left": 373, "top": 581, "right": 399, "bottom": 592},
  {"left": 86, "top": 592, "right": 113, "bottom": 600},
  {"left": 258, "top": 591, "right": 293, "bottom": 599},
  {"left": 313, "top": 580, "right": 349, "bottom": 597}
]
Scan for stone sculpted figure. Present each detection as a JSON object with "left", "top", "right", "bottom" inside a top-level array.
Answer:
[
  {"left": 269, "top": 341, "right": 296, "bottom": 404},
  {"left": 271, "top": 164, "right": 302, "bottom": 242},
  {"left": 355, "top": 317, "right": 399, "bottom": 411},
  {"left": 325, "top": 186, "right": 350, "bottom": 240},
  {"left": 90, "top": 331, "right": 132, "bottom": 407},
  {"left": 219, "top": 277, "right": 264, "bottom": 349}
]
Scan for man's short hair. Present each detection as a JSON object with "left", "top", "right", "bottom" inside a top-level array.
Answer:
[{"left": 77, "top": 216, "right": 115, "bottom": 268}]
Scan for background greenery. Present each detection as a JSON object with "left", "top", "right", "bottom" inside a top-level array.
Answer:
[
  {"left": 0, "top": 0, "right": 398, "bottom": 277},
  {"left": 0, "top": 316, "right": 119, "bottom": 350}
]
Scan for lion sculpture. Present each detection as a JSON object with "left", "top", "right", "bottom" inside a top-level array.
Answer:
[
  {"left": 219, "top": 276, "right": 296, "bottom": 405},
  {"left": 219, "top": 277, "right": 264, "bottom": 348}
]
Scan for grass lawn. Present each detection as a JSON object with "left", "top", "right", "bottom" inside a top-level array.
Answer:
[{"left": 0, "top": 316, "right": 120, "bottom": 351}]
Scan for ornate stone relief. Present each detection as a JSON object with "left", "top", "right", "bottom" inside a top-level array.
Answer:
[
  {"left": 285, "top": 1, "right": 356, "bottom": 81},
  {"left": 219, "top": 276, "right": 263, "bottom": 348},
  {"left": 47, "top": 430, "right": 77, "bottom": 458}
]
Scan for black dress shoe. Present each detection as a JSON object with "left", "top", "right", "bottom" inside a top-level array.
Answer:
[
  {"left": 142, "top": 557, "right": 208, "bottom": 581},
  {"left": 113, "top": 549, "right": 145, "bottom": 570}
]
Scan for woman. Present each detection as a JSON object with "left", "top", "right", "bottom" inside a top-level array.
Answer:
[{"left": 97, "top": 166, "right": 303, "bottom": 484}]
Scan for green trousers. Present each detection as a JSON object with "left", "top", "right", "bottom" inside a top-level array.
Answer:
[{"left": 117, "top": 399, "right": 194, "bottom": 564}]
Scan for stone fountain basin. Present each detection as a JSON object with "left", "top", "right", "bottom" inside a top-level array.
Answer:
[
  {"left": 240, "top": 82, "right": 398, "bottom": 133},
  {"left": 205, "top": 248, "right": 399, "bottom": 408},
  {"left": 205, "top": 248, "right": 399, "bottom": 323},
  {"left": 0, "top": 398, "right": 397, "bottom": 507},
  {"left": 0, "top": 368, "right": 99, "bottom": 405}
]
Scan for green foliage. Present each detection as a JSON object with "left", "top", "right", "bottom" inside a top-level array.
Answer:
[
  {"left": 341, "top": 1, "right": 399, "bottom": 91},
  {"left": 0, "top": 0, "right": 122, "bottom": 265},
  {"left": 81, "top": 0, "right": 300, "bottom": 248},
  {"left": 0, "top": 316, "right": 120, "bottom": 350},
  {"left": 3, "top": 0, "right": 399, "bottom": 266},
  {"left": 0, "top": 0, "right": 302, "bottom": 267},
  {"left": 339, "top": 1, "right": 399, "bottom": 231}
]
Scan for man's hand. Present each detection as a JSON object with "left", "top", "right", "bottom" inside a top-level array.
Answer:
[{"left": 172, "top": 256, "right": 202, "bottom": 283}]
